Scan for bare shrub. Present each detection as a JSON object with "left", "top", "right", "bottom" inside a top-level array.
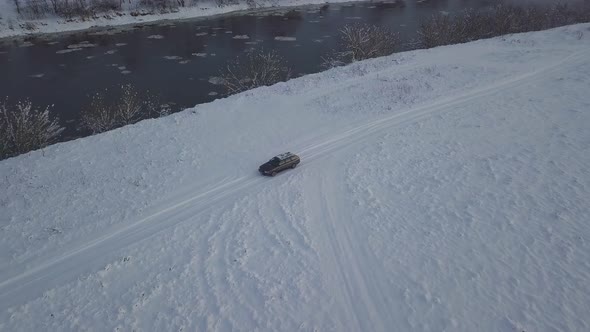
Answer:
[
  {"left": 91, "top": 0, "right": 121, "bottom": 12},
  {"left": 0, "top": 99, "right": 64, "bottom": 160},
  {"left": 323, "top": 24, "right": 398, "bottom": 68},
  {"left": 519, "top": 6, "right": 547, "bottom": 32},
  {"left": 34, "top": 0, "right": 122, "bottom": 19},
  {"left": 49, "top": 0, "right": 58, "bottom": 13},
  {"left": 117, "top": 84, "right": 143, "bottom": 125},
  {"left": 23, "top": 21, "right": 37, "bottom": 30},
  {"left": 19, "top": 0, "right": 51, "bottom": 19},
  {"left": 80, "top": 90, "right": 119, "bottom": 134},
  {"left": 244, "top": 0, "right": 257, "bottom": 9},
  {"left": 577, "top": 2, "right": 590, "bottom": 22},
  {"left": 418, "top": 3, "right": 590, "bottom": 49},
  {"left": 338, "top": 24, "right": 398, "bottom": 62},
  {"left": 321, "top": 53, "right": 347, "bottom": 69},
  {"left": 417, "top": 14, "right": 457, "bottom": 48},
  {"left": 42, "top": 0, "right": 89, "bottom": 19},
  {"left": 81, "top": 84, "right": 165, "bottom": 134},
  {"left": 546, "top": 3, "right": 570, "bottom": 27},
  {"left": 417, "top": 9, "right": 499, "bottom": 48},
  {"left": 215, "top": 0, "right": 239, "bottom": 7},
  {"left": 139, "top": 0, "right": 177, "bottom": 12},
  {"left": 145, "top": 97, "right": 171, "bottom": 118},
  {"left": 58, "top": 0, "right": 95, "bottom": 19},
  {"left": 221, "top": 49, "right": 291, "bottom": 95},
  {"left": 284, "top": 9, "right": 302, "bottom": 20}
]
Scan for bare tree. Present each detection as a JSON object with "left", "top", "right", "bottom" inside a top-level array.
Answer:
[
  {"left": 14, "top": 0, "right": 21, "bottom": 14},
  {"left": 0, "top": 99, "right": 64, "bottom": 160},
  {"left": 221, "top": 49, "right": 291, "bottom": 95}
]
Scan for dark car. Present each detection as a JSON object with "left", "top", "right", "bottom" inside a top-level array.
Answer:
[{"left": 259, "top": 152, "right": 300, "bottom": 176}]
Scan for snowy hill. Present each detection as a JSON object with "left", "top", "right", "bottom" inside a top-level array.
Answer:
[{"left": 1, "top": 24, "right": 590, "bottom": 331}]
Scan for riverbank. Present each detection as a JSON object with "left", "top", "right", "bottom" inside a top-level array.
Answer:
[
  {"left": 0, "top": 0, "right": 362, "bottom": 40},
  {"left": 2, "top": 0, "right": 427, "bottom": 144}
]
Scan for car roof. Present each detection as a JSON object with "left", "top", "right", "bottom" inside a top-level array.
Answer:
[{"left": 276, "top": 152, "right": 295, "bottom": 160}]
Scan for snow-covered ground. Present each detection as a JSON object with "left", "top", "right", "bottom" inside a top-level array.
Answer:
[
  {"left": 0, "top": 0, "right": 341, "bottom": 39},
  {"left": 1, "top": 24, "right": 590, "bottom": 331}
]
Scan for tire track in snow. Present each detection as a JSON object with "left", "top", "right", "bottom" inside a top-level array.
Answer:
[
  {"left": 323, "top": 163, "right": 393, "bottom": 331},
  {"left": 199, "top": 174, "right": 319, "bottom": 330},
  {"left": 0, "top": 51, "right": 586, "bottom": 311},
  {"left": 303, "top": 165, "right": 391, "bottom": 331},
  {"left": 204, "top": 198, "right": 263, "bottom": 330},
  {"left": 0, "top": 176, "right": 266, "bottom": 311},
  {"left": 301, "top": 168, "right": 363, "bottom": 331},
  {"left": 297, "top": 51, "right": 588, "bottom": 162}
]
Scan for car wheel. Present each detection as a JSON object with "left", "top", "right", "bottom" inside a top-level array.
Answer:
[
  {"left": 271, "top": 171, "right": 277, "bottom": 176},
  {"left": 291, "top": 163, "right": 297, "bottom": 169}
]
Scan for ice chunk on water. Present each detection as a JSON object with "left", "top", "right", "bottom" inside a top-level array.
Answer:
[
  {"left": 67, "top": 42, "right": 96, "bottom": 49},
  {"left": 208, "top": 77, "right": 225, "bottom": 85},
  {"left": 56, "top": 48, "right": 82, "bottom": 54},
  {"left": 274, "top": 36, "right": 296, "bottom": 41}
]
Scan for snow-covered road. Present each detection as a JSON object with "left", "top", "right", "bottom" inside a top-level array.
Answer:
[{"left": 1, "top": 24, "right": 590, "bottom": 331}]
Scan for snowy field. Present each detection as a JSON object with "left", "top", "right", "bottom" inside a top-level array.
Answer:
[
  {"left": 0, "top": 0, "right": 345, "bottom": 39},
  {"left": 1, "top": 24, "right": 590, "bottom": 331}
]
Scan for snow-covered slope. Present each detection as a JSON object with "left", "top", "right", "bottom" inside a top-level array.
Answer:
[
  {"left": 1, "top": 24, "right": 590, "bottom": 331},
  {"left": 0, "top": 0, "right": 340, "bottom": 39}
]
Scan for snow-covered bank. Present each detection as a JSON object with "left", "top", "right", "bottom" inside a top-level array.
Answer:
[
  {"left": 1, "top": 24, "right": 590, "bottom": 330},
  {"left": 0, "top": 0, "right": 343, "bottom": 39}
]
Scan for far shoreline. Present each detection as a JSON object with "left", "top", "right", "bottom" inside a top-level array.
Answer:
[{"left": 0, "top": 0, "right": 369, "bottom": 43}]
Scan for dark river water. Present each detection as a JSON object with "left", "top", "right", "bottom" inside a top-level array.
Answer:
[{"left": 0, "top": 0, "right": 493, "bottom": 140}]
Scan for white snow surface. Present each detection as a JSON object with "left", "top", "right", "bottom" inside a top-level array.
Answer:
[
  {"left": 1, "top": 25, "right": 590, "bottom": 331},
  {"left": 0, "top": 0, "right": 344, "bottom": 39}
]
